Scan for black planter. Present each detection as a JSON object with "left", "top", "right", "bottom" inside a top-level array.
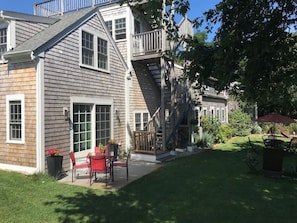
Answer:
[
  {"left": 108, "top": 144, "right": 119, "bottom": 161},
  {"left": 47, "top": 156, "right": 63, "bottom": 179}
]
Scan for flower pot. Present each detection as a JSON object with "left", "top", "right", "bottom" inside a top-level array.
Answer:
[
  {"left": 108, "top": 144, "right": 119, "bottom": 161},
  {"left": 47, "top": 156, "right": 63, "bottom": 179}
]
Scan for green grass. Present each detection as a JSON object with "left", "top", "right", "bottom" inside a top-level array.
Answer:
[{"left": 1, "top": 135, "right": 297, "bottom": 222}]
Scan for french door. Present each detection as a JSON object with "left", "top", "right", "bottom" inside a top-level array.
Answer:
[{"left": 73, "top": 104, "right": 111, "bottom": 155}]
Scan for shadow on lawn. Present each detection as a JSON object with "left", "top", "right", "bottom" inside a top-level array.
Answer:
[{"left": 47, "top": 148, "right": 297, "bottom": 223}]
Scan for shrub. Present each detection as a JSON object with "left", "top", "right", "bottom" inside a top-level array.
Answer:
[
  {"left": 288, "top": 123, "right": 297, "bottom": 135},
  {"left": 251, "top": 123, "right": 262, "bottom": 134},
  {"left": 196, "top": 132, "right": 214, "bottom": 149},
  {"left": 229, "top": 109, "right": 251, "bottom": 136},
  {"left": 216, "top": 125, "right": 234, "bottom": 143},
  {"left": 200, "top": 117, "right": 221, "bottom": 136}
]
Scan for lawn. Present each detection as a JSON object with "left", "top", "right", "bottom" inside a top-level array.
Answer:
[{"left": 1, "top": 135, "right": 297, "bottom": 223}]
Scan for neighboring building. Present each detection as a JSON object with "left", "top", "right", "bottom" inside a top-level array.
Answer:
[{"left": 0, "top": 0, "right": 228, "bottom": 174}]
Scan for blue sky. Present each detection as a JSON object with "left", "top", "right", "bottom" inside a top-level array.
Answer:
[{"left": 0, "top": 0, "right": 219, "bottom": 40}]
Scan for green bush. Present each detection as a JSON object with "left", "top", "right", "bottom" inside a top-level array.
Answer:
[
  {"left": 288, "top": 123, "right": 297, "bottom": 135},
  {"left": 216, "top": 125, "right": 234, "bottom": 143},
  {"left": 251, "top": 123, "right": 262, "bottom": 134},
  {"left": 201, "top": 117, "right": 221, "bottom": 135},
  {"left": 196, "top": 132, "right": 214, "bottom": 149},
  {"left": 229, "top": 109, "right": 251, "bottom": 136}
]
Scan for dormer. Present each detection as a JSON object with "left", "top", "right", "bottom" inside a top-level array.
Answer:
[{"left": 0, "top": 18, "right": 15, "bottom": 63}]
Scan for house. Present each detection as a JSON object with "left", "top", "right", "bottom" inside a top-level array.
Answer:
[
  {"left": 0, "top": 0, "right": 228, "bottom": 174},
  {"left": 0, "top": 7, "right": 127, "bottom": 174}
]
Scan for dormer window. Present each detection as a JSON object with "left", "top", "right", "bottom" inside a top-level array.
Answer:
[
  {"left": 0, "top": 27, "right": 7, "bottom": 59},
  {"left": 105, "top": 18, "right": 126, "bottom": 41},
  {"left": 115, "top": 18, "right": 126, "bottom": 40}
]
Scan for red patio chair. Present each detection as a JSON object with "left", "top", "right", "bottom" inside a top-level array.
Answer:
[
  {"left": 69, "top": 151, "right": 90, "bottom": 182},
  {"left": 89, "top": 155, "right": 110, "bottom": 186}
]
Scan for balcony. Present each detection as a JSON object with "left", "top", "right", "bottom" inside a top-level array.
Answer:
[
  {"left": 34, "top": 0, "right": 120, "bottom": 17},
  {"left": 132, "top": 29, "right": 168, "bottom": 61}
]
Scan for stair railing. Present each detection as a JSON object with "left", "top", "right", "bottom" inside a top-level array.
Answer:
[{"left": 144, "top": 107, "right": 161, "bottom": 132}]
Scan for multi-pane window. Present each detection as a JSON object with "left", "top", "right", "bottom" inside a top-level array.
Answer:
[
  {"left": 73, "top": 103, "right": 111, "bottom": 154},
  {"left": 105, "top": 20, "right": 112, "bottom": 36},
  {"left": 135, "top": 113, "right": 141, "bottom": 130},
  {"left": 81, "top": 31, "right": 94, "bottom": 66},
  {"left": 6, "top": 94, "right": 24, "bottom": 143},
  {"left": 97, "top": 37, "right": 107, "bottom": 70},
  {"left": 0, "top": 27, "right": 7, "bottom": 58},
  {"left": 73, "top": 104, "right": 92, "bottom": 153},
  {"left": 115, "top": 18, "right": 126, "bottom": 40},
  {"left": 81, "top": 29, "right": 109, "bottom": 71},
  {"left": 95, "top": 105, "right": 111, "bottom": 146},
  {"left": 135, "top": 112, "right": 149, "bottom": 130},
  {"left": 9, "top": 101, "right": 22, "bottom": 140}
]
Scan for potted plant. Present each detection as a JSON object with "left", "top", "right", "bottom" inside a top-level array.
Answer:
[
  {"left": 108, "top": 139, "right": 119, "bottom": 160},
  {"left": 46, "top": 148, "right": 63, "bottom": 179}
]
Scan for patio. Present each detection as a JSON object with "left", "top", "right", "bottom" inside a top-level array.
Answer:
[{"left": 58, "top": 160, "right": 163, "bottom": 191}]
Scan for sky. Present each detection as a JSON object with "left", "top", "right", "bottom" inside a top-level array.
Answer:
[{"left": 0, "top": 0, "right": 220, "bottom": 40}]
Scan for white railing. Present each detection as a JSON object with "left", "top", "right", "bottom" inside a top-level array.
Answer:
[
  {"left": 132, "top": 29, "right": 163, "bottom": 56},
  {"left": 34, "top": 0, "right": 119, "bottom": 17}
]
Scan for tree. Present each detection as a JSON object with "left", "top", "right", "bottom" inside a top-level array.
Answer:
[{"left": 185, "top": 0, "right": 297, "bottom": 117}]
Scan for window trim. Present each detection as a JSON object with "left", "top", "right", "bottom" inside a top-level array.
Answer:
[
  {"left": 6, "top": 94, "right": 25, "bottom": 144},
  {"left": 221, "top": 108, "right": 226, "bottom": 122},
  {"left": 79, "top": 27, "right": 110, "bottom": 73},
  {"left": 70, "top": 96, "right": 114, "bottom": 157},
  {"left": 114, "top": 17, "right": 126, "bottom": 40},
  {"left": 134, "top": 111, "right": 149, "bottom": 131}
]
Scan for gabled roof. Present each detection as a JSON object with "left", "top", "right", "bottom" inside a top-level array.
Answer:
[
  {"left": 3, "top": 7, "right": 128, "bottom": 70},
  {"left": 5, "top": 7, "right": 95, "bottom": 56}
]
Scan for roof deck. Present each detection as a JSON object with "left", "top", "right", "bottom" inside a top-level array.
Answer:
[{"left": 34, "top": 0, "right": 120, "bottom": 17}]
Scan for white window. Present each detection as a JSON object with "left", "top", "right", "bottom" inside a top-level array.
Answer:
[
  {"left": 216, "top": 108, "right": 220, "bottom": 120},
  {"left": 80, "top": 29, "right": 109, "bottom": 72},
  {"left": 81, "top": 31, "right": 94, "bottom": 66},
  {"left": 0, "top": 27, "right": 7, "bottom": 59},
  {"left": 97, "top": 37, "right": 108, "bottom": 70},
  {"left": 202, "top": 108, "right": 207, "bottom": 117},
  {"left": 210, "top": 107, "right": 215, "bottom": 119},
  {"left": 105, "top": 20, "right": 112, "bottom": 36},
  {"left": 115, "top": 18, "right": 126, "bottom": 40},
  {"left": 134, "top": 112, "right": 149, "bottom": 131},
  {"left": 221, "top": 108, "right": 226, "bottom": 122},
  {"left": 0, "top": 21, "right": 16, "bottom": 62},
  {"left": 6, "top": 94, "right": 25, "bottom": 144}
]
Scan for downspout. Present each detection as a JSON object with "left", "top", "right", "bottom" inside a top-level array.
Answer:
[
  {"left": 35, "top": 52, "right": 45, "bottom": 172},
  {"left": 125, "top": 5, "right": 133, "bottom": 151}
]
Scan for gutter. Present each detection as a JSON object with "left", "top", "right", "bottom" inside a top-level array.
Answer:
[{"left": 3, "top": 50, "right": 35, "bottom": 62}]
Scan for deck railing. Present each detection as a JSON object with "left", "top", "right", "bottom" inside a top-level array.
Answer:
[
  {"left": 132, "top": 131, "right": 157, "bottom": 154},
  {"left": 34, "top": 0, "right": 119, "bottom": 17},
  {"left": 132, "top": 29, "right": 163, "bottom": 57}
]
